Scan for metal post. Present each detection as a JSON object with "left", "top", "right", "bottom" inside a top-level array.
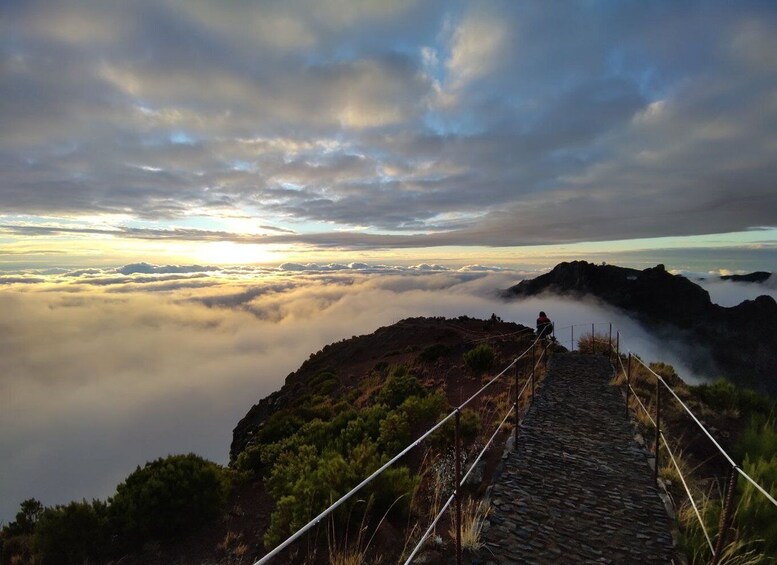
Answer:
[
  {"left": 592, "top": 323, "right": 596, "bottom": 353},
  {"left": 626, "top": 353, "right": 632, "bottom": 416},
  {"left": 609, "top": 323, "right": 613, "bottom": 358},
  {"left": 514, "top": 362, "right": 519, "bottom": 445},
  {"left": 711, "top": 465, "right": 739, "bottom": 564},
  {"left": 571, "top": 325, "right": 574, "bottom": 351},
  {"left": 616, "top": 332, "right": 620, "bottom": 360},
  {"left": 654, "top": 379, "right": 661, "bottom": 484},
  {"left": 454, "top": 409, "right": 462, "bottom": 565}
]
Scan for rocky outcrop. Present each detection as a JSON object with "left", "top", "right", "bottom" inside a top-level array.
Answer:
[
  {"left": 506, "top": 261, "right": 777, "bottom": 395},
  {"left": 720, "top": 271, "right": 772, "bottom": 283}
]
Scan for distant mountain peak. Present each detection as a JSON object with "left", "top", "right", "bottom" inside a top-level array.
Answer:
[{"left": 505, "top": 261, "right": 777, "bottom": 395}]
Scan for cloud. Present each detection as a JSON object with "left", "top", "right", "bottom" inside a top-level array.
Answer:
[
  {"left": 694, "top": 274, "right": 777, "bottom": 307},
  {"left": 116, "top": 262, "right": 218, "bottom": 275},
  {"left": 0, "top": 268, "right": 721, "bottom": 522},
  {"left": 1, "top": 1, "right": 776, "bottom": 252}
]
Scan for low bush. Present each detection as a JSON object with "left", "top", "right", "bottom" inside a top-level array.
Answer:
[
  {"left": 110, "top": 453, "right": 229, "bottom": 547},
  {"left": 576, "top": 332, "right": 611, "bottom": 354},
  {"left": 418, "top": 343, "right": 450, "bottom": 363},
  {"left": 737, "top": 454, "right": 777, "bottom": 555},
  {"left": 376, "top": 366, "right": 426, "bottom": 408},
  {"left": 463, "top": 344, "right": 495, "bottom": 374},
  {"left": 692, "top": 379, "right": 775, "bottom": 417},
  {"left": 33, "top": 500, "right": 110, "bottom": 565},
  {"left": 434, "top": 409, "right": 481, "bottom": 447}
]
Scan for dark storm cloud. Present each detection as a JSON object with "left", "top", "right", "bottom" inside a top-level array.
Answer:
[{"left": 1, "top": 1, "right": 775, "bottom": 245}]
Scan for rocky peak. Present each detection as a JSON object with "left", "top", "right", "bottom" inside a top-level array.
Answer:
[{"left": 506, "top": 261, "right": 777, "bottom": 395}]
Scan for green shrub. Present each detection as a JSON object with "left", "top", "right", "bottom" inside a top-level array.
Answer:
[
  {"left": 434, "top": 409, "right": 482, "bottom": 447},
  {"left": 737, "top": 418, "right": 777, "bottom": 462},
  {"left": 307, "top": 370, "right": 339, "bottom": 395},
  {"left": 255, "top": 410, "right": 306, "bottom": 446},
  {"left": 370, "top": 466, "right": 417, "bottom": 518},
  {"left": 110, "top": 453, "right": 229, "bottom": 546},
  {"left": 398, "top": 392, "right": 449, "bottom": 435},
  {"left": 692, "top": 379, "right": 775, "bottom": 416},
  {"left": 418, "top": 343, "right": 450, "bottom": 363},
  {"left": 339, "top": 406, "right": 387, "bottom": 452},
  {"left": 263, "top": 440, "right": 417, "bottom": 550},
  {"left": 235, "top": 444, "right": 264, "bottom": 475},
  {"left": 463, "top": 344, "right": 495, "bottom": 374},
  {"left": 376, "top": 366, "right": 426, "bottom": 408},
  {"left": 737, "top": 454, "right": 777, "bottom": 554},
  {"left": 378, "top": 411, "right": 412, "bottom": 456},
  {"left": 33, "top": 500, "right": 110, "bottom": 565}
]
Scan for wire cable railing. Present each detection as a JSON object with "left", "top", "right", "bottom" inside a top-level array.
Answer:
[
  {"left": 255, "top": 331, "right": 550, "bottom": 565},
  {"left": 594, "top": 324, "right": 777, "bottom": 565},
  {"left": 404, "top": 347, "right": 545, "bottom": 565}
]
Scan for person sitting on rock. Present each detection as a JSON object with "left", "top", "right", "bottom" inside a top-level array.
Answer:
[{"left": 536, "top": 311, "right": 553, "bottom": 339}]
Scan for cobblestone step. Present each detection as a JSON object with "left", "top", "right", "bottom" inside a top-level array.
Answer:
[{"left": 477, "top": 353, "right": 676, "bottom": 564}]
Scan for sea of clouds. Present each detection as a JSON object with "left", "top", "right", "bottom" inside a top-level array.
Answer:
[{"left": 1, "top": 263, "right": 774, "bottom": 523}]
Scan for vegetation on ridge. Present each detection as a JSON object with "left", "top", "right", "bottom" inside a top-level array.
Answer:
[{"left": 4, "top": 317, "right": 774, "bottom": 563}]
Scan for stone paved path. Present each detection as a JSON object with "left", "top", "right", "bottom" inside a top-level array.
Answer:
[{"left": 479, "top": 353, "right": 676, "bottom": 564}]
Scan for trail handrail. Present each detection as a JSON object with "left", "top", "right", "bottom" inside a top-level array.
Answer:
[
  {"left": 616, "top": 338, "right": 714, "bottom": 549},
  {"left": 403, "top": 364, "right": 539, "bottom": 563},
  {"left": 255, "top": 411, "right": 457, "bottom": 564},
  {"left": 255, "top": 332, "right": 548, "bottom": 564},
  {"left": 629, "top": 354, "right": 777, "bottom": 509},
  {"left": 602, "top": 325, "right": 776, "bottom": 564}
]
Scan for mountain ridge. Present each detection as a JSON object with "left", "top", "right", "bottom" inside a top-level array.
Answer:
[{"left": 504, "top": 260, "right": 777, "bottom": 395}]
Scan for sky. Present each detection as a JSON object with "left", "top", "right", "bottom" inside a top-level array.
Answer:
[
  {"left": 2, "top": 263, "right": 774, "bottom": 524},
  {"left": 1, "top": 0, "right": 776, "bottom": 270}
]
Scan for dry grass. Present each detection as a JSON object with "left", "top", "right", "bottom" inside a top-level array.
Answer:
[
  {"left": 576, "top": 332, "right": 613, "bottom": 354},
  {"left": 217, "top": 530, "right": 250, "bottom": 562},
  {"left": 447, "top": 497, "right": 491, "bottom": 551}
]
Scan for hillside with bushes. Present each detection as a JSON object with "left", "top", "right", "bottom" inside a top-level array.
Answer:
[{"left": 2, "top": 315, "right": 775, "bottom": 564}]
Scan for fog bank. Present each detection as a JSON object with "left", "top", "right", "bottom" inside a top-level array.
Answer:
[{"left": 0, "top": 268, "right": 730, "bottom": 522}]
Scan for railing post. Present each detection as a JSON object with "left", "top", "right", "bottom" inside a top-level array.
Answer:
[
  {"left": 609, "top": 323, "right": 613, "bottom": 359},
  {"left": 592, "top": 323, "right": 596, "bottom": 353},
  {"left": 654, "top": 378, "right": 661, "bottom": 484},
  {"left": 711, "top": 465, "right": 739, "bottom": 565},
  {"left": 616, "top": 331, "right": 620, "bottom": 360},
  {"left": 454, "top": 409, "right": 462, "bottom": 565},
  {"left": 514, "top": 362, "right": 519, "bottom": 446},
  {"left": 626, "top": 353, "right": 631, "bottom": 416}
]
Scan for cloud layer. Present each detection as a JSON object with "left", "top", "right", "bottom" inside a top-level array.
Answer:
[
  {"left": 1, "top": 1, "right": 776, "bottom": 252},
  {"left": 6, "top": 264, "right": 773, "bottom": 522}
]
